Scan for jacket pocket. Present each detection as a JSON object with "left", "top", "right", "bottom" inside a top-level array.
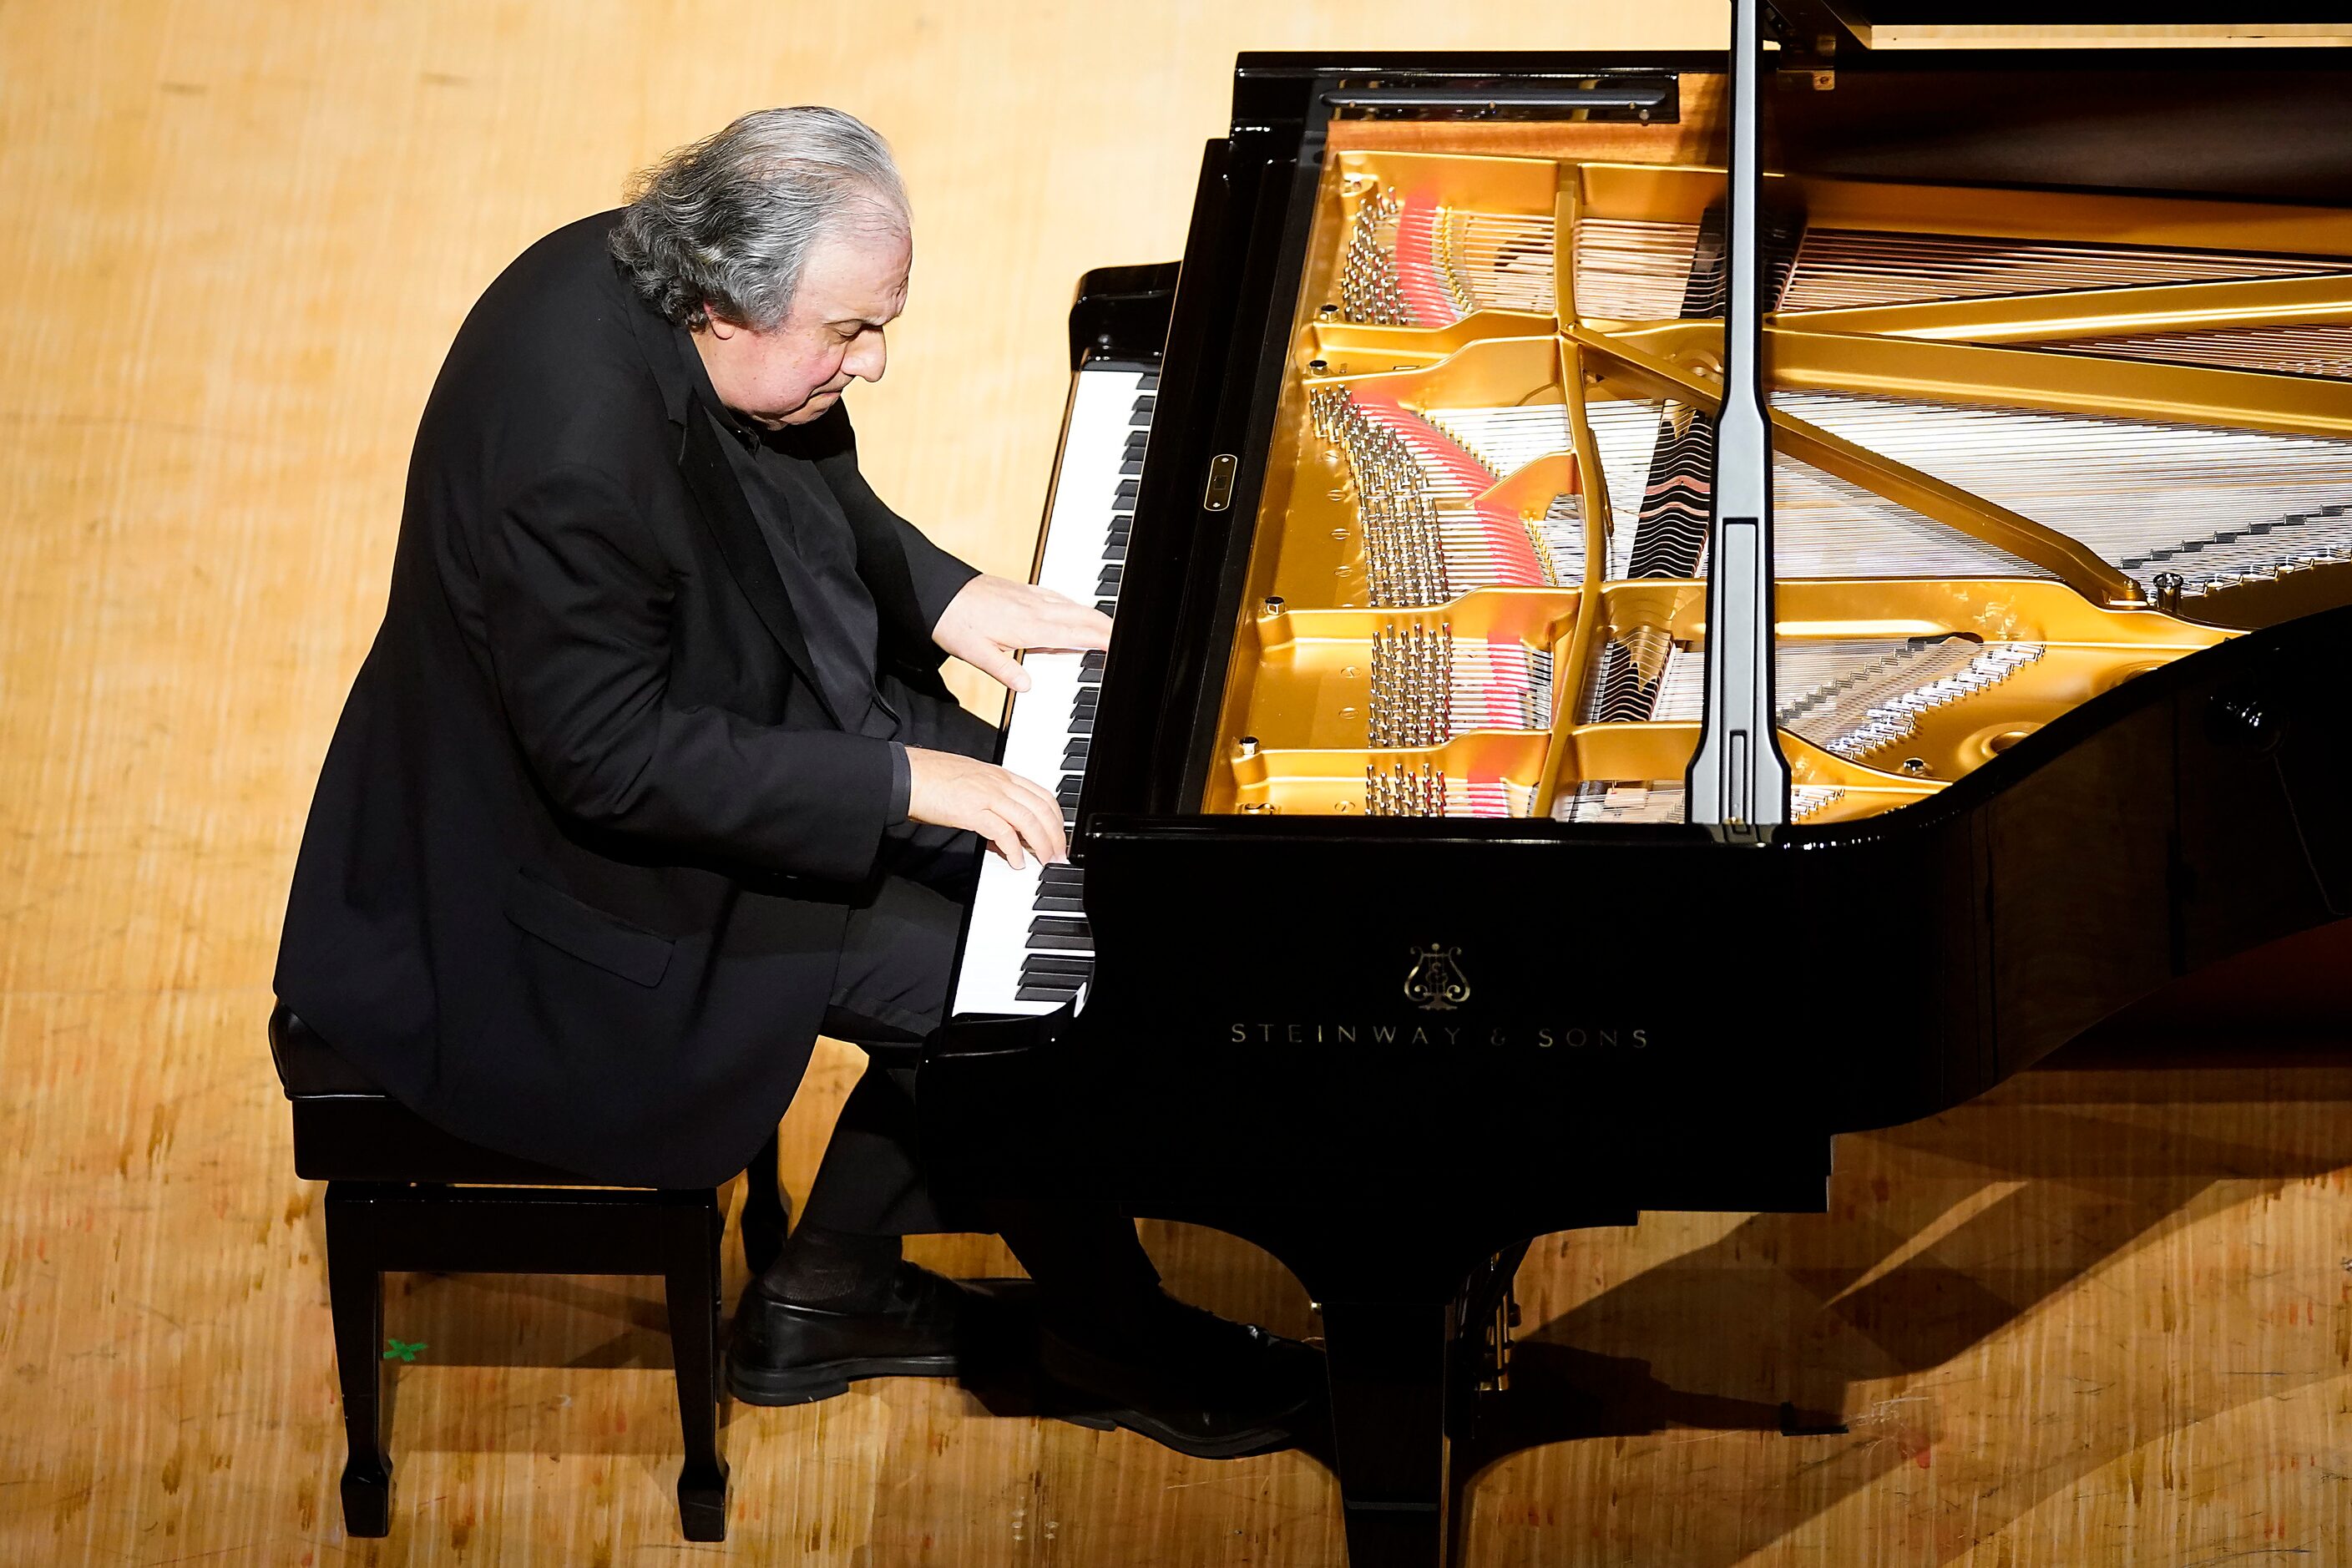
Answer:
[{"left": 503, "top": 869, "right": 675, "bottom": 988}]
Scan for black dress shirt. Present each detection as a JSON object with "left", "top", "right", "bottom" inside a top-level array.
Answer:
[{"left": 678, "top": 331, "right": 914, "bottom": 821}]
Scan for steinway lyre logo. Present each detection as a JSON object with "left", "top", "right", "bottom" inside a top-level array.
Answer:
[{"left": 1404, "top": 943, "right": 1470, "bottom": 1012}]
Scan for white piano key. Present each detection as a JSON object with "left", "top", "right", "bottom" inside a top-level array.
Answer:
[{"left": 950, "top": 365, "right": 1148, "bottom": 1018}]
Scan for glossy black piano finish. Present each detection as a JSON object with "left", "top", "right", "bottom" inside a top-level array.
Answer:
[{"left": 926, "top": 39, "right": 2352, "bottom": 1568}]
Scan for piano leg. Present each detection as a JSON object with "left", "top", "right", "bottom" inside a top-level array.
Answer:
[{"left": 1320, "top": 1297, "right": 1454, "bottom": 1568}]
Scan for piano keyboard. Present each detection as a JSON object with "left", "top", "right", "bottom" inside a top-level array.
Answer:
[{"left": 948, "top": 362, "right": 1155, "bottom": 1018}]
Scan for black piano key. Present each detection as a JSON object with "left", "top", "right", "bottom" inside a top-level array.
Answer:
[
  {"left": 1080, "top": 652, "right": 1106, "bottom": 675},
  {"left": 1119, "top": 460, "right": 1143, "bottom": 476},
  {"left": 1070, "top": 717, "right": 1092, "bottom": 736},
  {"left": 1034, "top": 891, "right": 1086, "bottom": 913},
  {"left": 1027, "top": 933, "right": 1095, "bottom": 954},
  {"left": 1131, "top": 393, "right": 1156, "bottom": 414},
  {"left": 1057, "top": 781, "right": 1082, "bottom": 808},
  {"left": 1138, "top": 373, "right": 1159, "bottom": 391},
  {"left": 1103, "top": 544, "right": 1126, "bottom": 563},
  {"left": 1061, "top": 747, "right": 1090, "bottom": 773},
  {"left": 1095, "top": 600, "right": 1115, "bottom": 615},
  {"left": 1015, "top": 986, "right": 1082, "bottom": 1003},
  {"left": 1115, "top": 480, "right": 1139, "bottom": 504},
  {"left": 1030, "top": 914, "right": 1090, "bottom": 936},
  {"left": 1019, "top": 966, "right": 1090, "bottom": 988},
  {"left": 1039, "top": 863, "right": 1085, "bottom": 885},
  {"left": 1095, "top": 566, "right": 1123, "bottom": 593},
  {"left": 1023, "top": 948, "right": 1093, "bottom": 971}
]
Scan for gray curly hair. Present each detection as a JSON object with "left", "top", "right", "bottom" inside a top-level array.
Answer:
[{"left": 609, "top": 106, "right": 908, "bottom": 332}]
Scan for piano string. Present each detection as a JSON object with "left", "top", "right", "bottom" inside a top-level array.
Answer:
[{"left": 1202, "top": 147, "right": 2348, "bottom": 823}]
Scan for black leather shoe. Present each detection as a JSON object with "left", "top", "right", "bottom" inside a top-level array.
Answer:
[
  {"left": 1038, "top": 1294, "right": 1325, "bottom": 1459},
  {"left": 727, "top": 1263, "right": 994, "bottom": 1406}
]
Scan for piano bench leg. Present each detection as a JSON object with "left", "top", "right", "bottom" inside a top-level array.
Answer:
[
  {"left": 324, "top": 1185, "right": 392, "bottom": 1537},
  {"left": 664, "top": 1192, "right": 729, "bottom": 1542},
  {"left": 1320, "top": 1298, "right": 1452, "bottom": 1568}
]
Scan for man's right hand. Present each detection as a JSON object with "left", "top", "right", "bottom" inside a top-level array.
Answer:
[{"left": 904, "top": 747, "right": 1067, "bottom": 868}]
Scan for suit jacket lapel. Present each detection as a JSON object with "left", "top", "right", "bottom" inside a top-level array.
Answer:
[{"left": 674, "top": 401, "right": 843, "bottom": 728}]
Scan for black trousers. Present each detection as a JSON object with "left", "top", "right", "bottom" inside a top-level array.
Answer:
[
  {"left": 786, "top": 741, "right": 1161, "bottom": 1310},
  {"left": 798, "top": 822, "right": 982, "bottom": 1237}
]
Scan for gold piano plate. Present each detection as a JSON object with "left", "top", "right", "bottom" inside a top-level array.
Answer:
[{"left": 1205, "top": 128, "right": 2352, "bottom": 824}]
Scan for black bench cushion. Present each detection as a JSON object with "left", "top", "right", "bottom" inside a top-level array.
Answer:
[{"left": 269, "top": 1004, "right": 610, "bottom": 1186}]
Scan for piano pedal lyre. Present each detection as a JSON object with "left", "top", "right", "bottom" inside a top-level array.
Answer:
[
  {"left": 1449, "top": 1242, "right": 1530, "bottom": 1442},
  {"left": 1477, "top": 1285, "right": 1519, "bottom": 1396}
]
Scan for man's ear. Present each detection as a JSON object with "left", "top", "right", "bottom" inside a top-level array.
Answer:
[{"left": 704, "top": 311, "right": 741, "bottom": 341}]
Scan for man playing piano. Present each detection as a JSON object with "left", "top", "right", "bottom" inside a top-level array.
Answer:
[{"left": 276, "top": 106, "right": 1314, "bottom": 1457}]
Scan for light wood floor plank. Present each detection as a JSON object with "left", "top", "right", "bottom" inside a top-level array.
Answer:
[{"left": 4, "top": 3, "right": 2347, "bottom": 1565}]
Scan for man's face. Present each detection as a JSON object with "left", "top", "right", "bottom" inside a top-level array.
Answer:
[{"left": 693, "top": 220, "right": 911, "bottom": 429}]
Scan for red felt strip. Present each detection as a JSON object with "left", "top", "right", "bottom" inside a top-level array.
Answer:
[{"left": 1391, "top": 199, "right": 1459, "bottom": 327}]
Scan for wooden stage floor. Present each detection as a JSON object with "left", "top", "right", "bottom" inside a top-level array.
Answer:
[{"left": 2, "top": 2, "right": 2347, "bottom": 1564}]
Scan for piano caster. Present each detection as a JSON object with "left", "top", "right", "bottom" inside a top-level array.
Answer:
[{"left": 1449, "top": 1242, "right": 1528, "bottom": 1444}]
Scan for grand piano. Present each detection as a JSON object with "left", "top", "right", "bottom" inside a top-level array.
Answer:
[{"left": 923, "top": 8, "right": 2352, "bottom": 1564}]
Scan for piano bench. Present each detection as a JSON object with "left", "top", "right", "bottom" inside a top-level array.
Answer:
[{"left": 267, "top": 1004, "right": 729, "bottom": 1544}]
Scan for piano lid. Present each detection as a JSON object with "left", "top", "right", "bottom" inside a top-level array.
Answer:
[{"left": 1767, "top": 2, "right": 2352, "bottom": 56}]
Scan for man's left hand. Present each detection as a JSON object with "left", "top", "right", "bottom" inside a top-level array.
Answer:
[{"left": 932, "top": 574, "right": 1111, "bottom": 693}]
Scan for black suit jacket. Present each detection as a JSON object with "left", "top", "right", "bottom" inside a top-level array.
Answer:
[{"left": 276, "top": 213, "right": 983, "bottom": 1187}]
